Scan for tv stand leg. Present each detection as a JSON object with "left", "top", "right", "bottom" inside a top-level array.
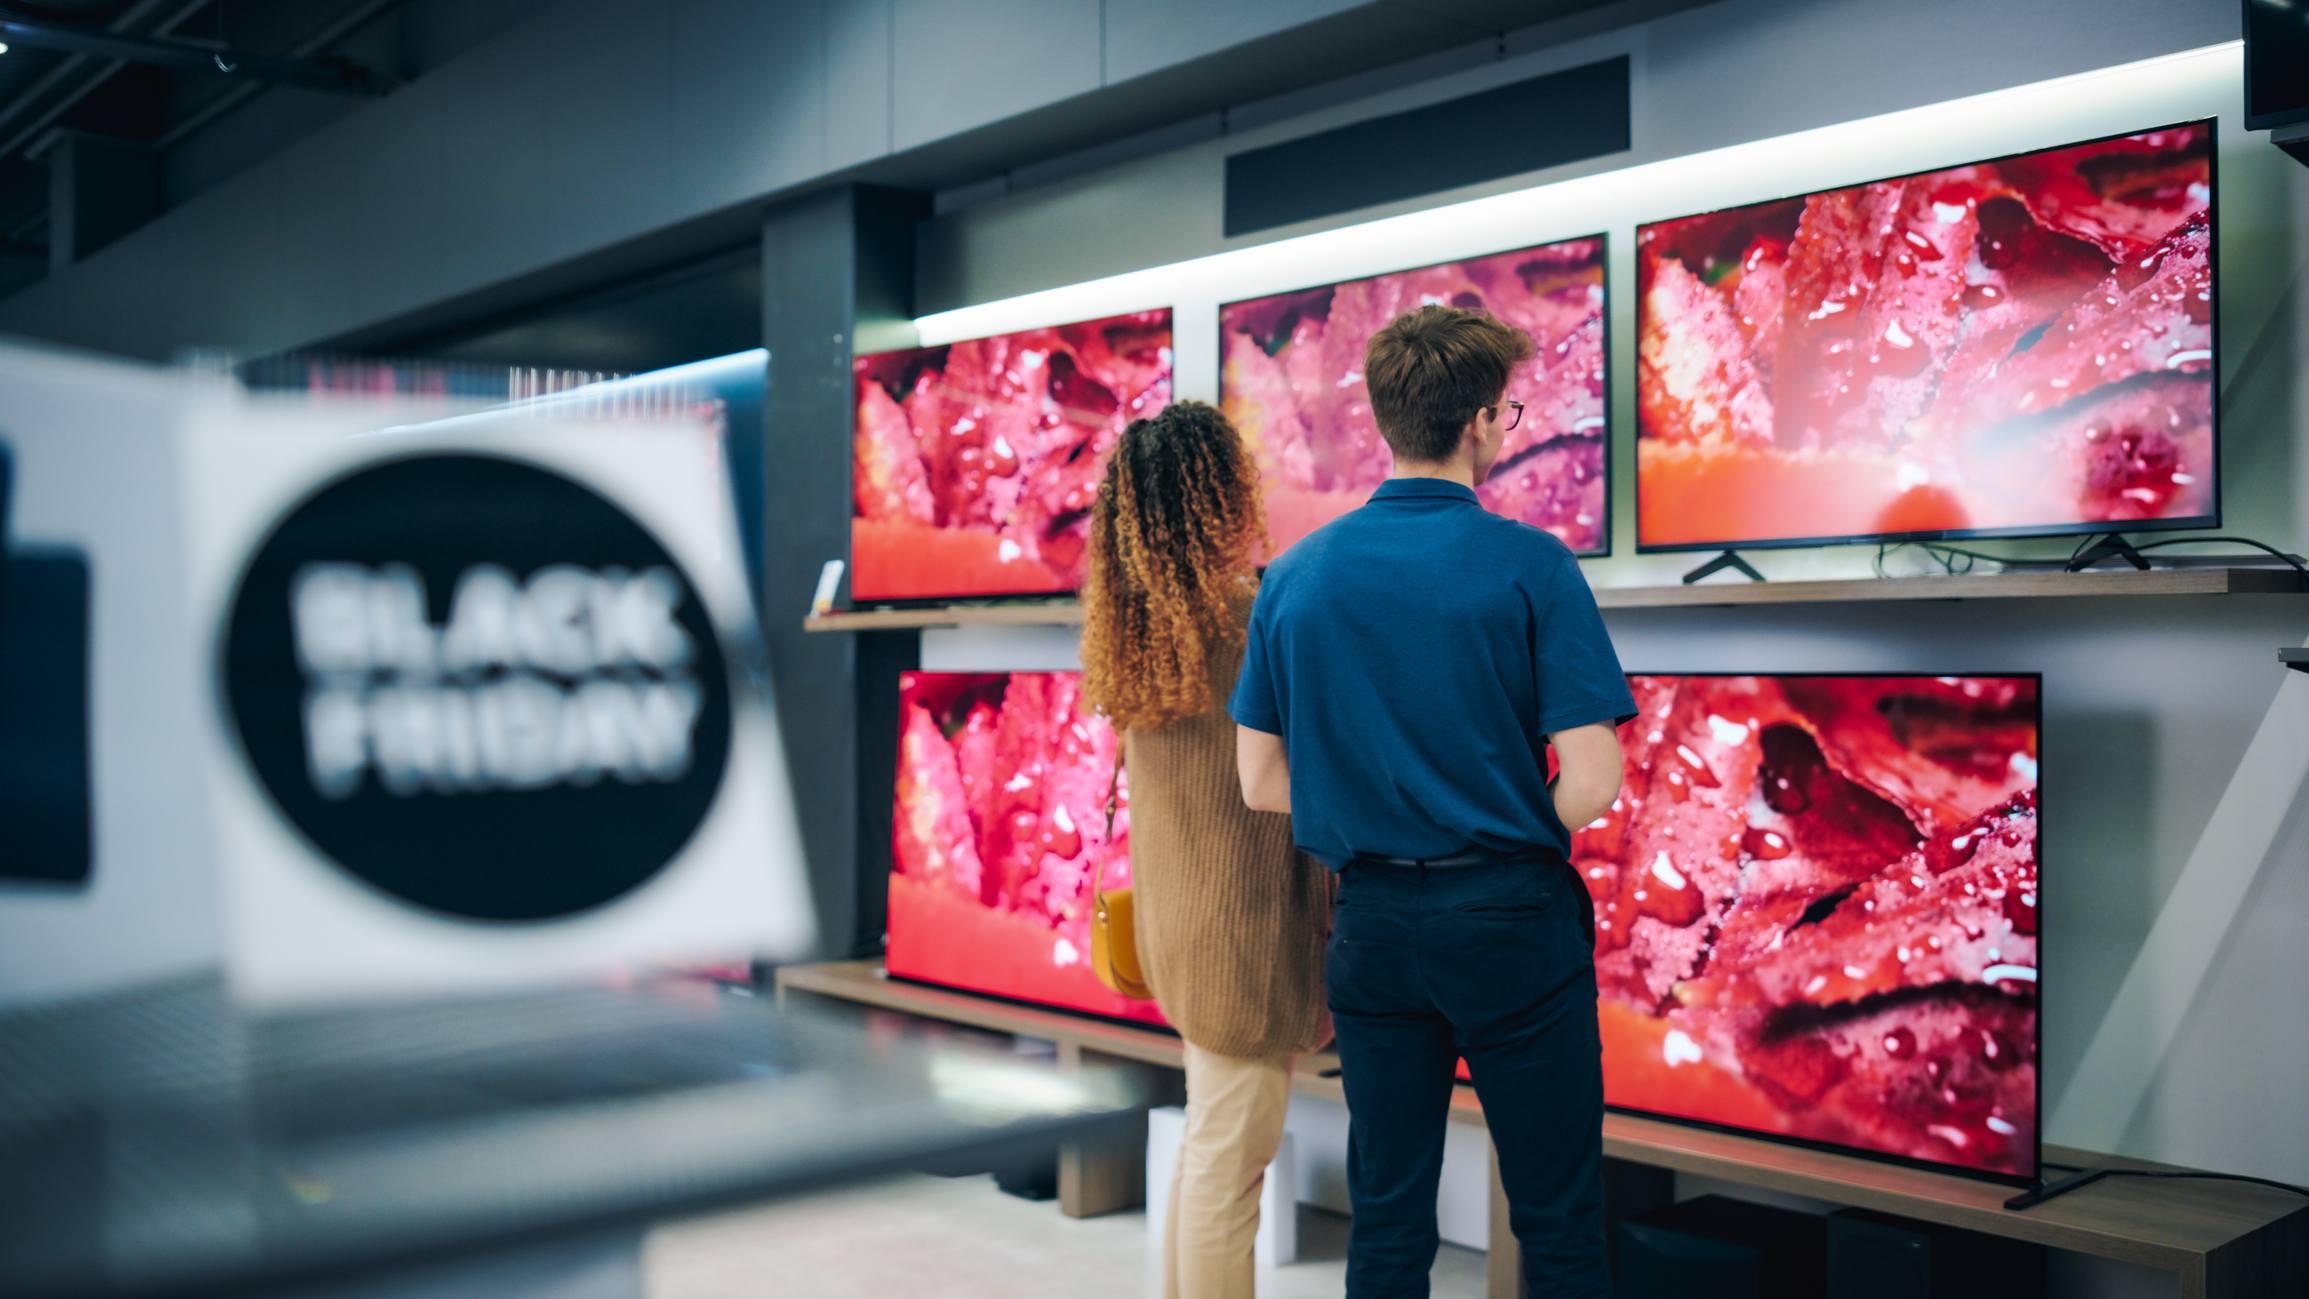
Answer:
[
  {"left": 2067, "top": 533, "right": 2150, "bottom": 572},
  {"left": 2003, "top": 1166, "right": 2109, "bottom": 1210},
  {"left": 1681, "top": 551, "right": 1767, "bottom": 584}
]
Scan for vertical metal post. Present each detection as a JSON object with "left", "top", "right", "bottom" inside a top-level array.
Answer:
[{"left": 759, "top": 185, "right": 928, "bottom": 959}]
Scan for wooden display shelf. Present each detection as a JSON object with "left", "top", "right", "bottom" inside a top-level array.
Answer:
[
  {"left": 801, "top": 568, "right": 2301, "bottom": 630},
  {"left": 772, "top": 958, "right": 1380, "bottom": 1112},
  {"left": 1601, "top": 1116, "right": 2303, "bottom": 1289},
  {"left": 1598, "top": 565, "right": 2303, "bottom": 608},
  {"left": 775, "top": 960, "right": 2304, "bottom": 1299},
  {"left": 805, "top": 602, "right": 1085, "bottom": 631}
]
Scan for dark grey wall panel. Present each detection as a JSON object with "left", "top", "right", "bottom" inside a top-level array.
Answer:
[
  {"left": 761, "top": 184, "right": 928, "bottom": 959},
  {"left": 413, "top": 247, "right": 762, "bottom": 374},
  {"left": 671, "top": 1, "right": 828, "bottom": 213},
  {"left": 536, "top": 0, "right": 679, "bottom": 252},
  {"left": 1102, "top": 0, "right": 1367, "bottom": 85},
  {"left": 892, "top": 0, "right": 1102, "bottom": 153},
  {"left": 1647, "top": 0, "right": 2235, "bottom": 160},
  {"left": 826, "top": 0, "right": 896, "bottom": 170},
  {"left": 1223, "top": 55, "right": 1630, "bottom": 236}
]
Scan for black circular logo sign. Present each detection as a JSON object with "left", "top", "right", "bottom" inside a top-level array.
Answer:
[{"left": 222, "top": 454, "right": 733, "bottom": 922}]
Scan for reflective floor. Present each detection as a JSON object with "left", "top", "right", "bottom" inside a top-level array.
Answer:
[{"left": 647, "top": 1172, "right": 1490, "bottom": 1299}]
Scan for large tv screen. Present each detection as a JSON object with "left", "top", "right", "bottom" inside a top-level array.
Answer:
[
  {"left": 887, "top": 670, "right": 1168, "bottom": 1026},
  {"left": 888, "top": 668, "right": 2041, "bottom": 1179},
  {"left": 1579, "top": 674, "right": 2039, "bottom": 1181},
  {"left": 1221, "top": 237, "right": 1609, "bottom": 558},
  {"left": 1636, "top": 122, "right": 2214, "bottom": 551},
  {"left": 852, "top": 311, "right": 1173, "bottom": 602}
]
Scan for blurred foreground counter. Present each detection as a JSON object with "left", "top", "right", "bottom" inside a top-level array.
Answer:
[{"left": 0, "top": 974, "right": 1142, "bottom": 1299}]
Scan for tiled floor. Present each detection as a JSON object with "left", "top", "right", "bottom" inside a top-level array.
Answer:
[{"left": 646, "top": 1172, "right": 1489, "bottom": 1299}]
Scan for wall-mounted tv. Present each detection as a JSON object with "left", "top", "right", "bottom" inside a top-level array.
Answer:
[
  {"left": 1221, "top": 236, "right": 1608, "bottom": 558},
  {"left": 887, "top": 670, "right": 1168, "bottom": 1026},
  {"left": 1636, "top": 122, "right": 2213, "bottom": 552},
  {"left": 1578, "top": 674, "right": 2039, "bottom": 1182},
  {"left": 853, "top": 311, "right": 1173, "bottom": 602}
]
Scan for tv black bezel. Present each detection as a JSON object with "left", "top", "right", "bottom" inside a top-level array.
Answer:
[
  {"left": 1602, "top": 670, "right": 2044, "bottom": 1189},
  {"left": 1632, "top": 120, "right": 2220, "bottom": 558},
  {"left": 847, "top": 308, "right": 1177, "bottom": 608},
  {"left": 1216, "top": 231, "right": 1615, "bottom": 560}
]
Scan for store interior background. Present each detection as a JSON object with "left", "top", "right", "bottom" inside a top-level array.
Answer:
[{"left": 0, "top": 0, "right": 2301, "bottom": 1293}]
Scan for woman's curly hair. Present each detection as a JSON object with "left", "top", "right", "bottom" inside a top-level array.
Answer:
[{"left": 1081, "top": 400, "right": 1270, "bottom": 732}]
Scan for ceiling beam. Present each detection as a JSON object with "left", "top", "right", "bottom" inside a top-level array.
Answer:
[{"left": 0, "top": 17, "right": 388, "bottom": 96}]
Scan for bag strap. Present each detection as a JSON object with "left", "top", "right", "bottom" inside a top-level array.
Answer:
[{"left": 1090, "top": 744, "right": 1124, "bottom": 902}]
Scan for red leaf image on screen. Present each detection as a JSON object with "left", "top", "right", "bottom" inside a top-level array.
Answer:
[
  {"left": 887, "top": 671, "right": 1167, "bottom": 1026},
  {"left": 1636, "top": 123, "right": 2212, "bottom": 548}
]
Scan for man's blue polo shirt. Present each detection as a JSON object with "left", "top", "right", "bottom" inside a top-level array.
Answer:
[{"left": 1229, "top": 477, "right": 1635, "bottom": 869}]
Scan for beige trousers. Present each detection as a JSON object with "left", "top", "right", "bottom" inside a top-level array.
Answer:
[{"left": 1162, "top": 1042, "right": 1295, "bottom": 1299}]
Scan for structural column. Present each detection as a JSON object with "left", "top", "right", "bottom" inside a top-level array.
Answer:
[{"left": 760, "top": 185, "right": 929, "bottom": 959}]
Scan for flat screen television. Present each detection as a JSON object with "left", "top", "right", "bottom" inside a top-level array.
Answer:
[
  {"left": 1220, "top": 236, "right": 1609, "bottom": 559},
  {"left": 888, "top": 668, "right": 2041, "bottom": 1181},
  {"left": 1577, "top": 674, "right": 2040, "bottom": 1182},
  {"left": 852, "top": 311, "right": 1173, "bottom": 602},
  {"left": 886, "top": 670, "right": 1169, "bottom": 1026},
  {"left": 1635, "top": 122, "right": 2214, "bottom": 553}
]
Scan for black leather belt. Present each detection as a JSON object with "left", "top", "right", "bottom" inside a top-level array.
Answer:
[{"left": 1349, "top": 847, "right": 1552, "bottom": 869}]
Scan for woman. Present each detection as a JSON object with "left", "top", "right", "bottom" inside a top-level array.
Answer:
[{"left": 1081, "top": 400, "right": 1330, "bottom": 1299}]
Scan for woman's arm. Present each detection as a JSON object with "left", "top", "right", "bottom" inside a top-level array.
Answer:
[
  {"left": 1548, "top": 722, "right": 1623, "bottom": 832},
  {"left": 1236, "top": 724, "right": 1292, "bottom": 813}
]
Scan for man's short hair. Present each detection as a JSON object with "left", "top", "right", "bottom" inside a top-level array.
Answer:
[{"left": 1363, "top": 305, "right": 1538, "bottom": 463}]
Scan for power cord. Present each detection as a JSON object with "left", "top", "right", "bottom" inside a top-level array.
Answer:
[
  {"left": 1871, "top": 533, "right": 2306, "bottom": 587},
  {"left": 2117, "top": 535, "right": 2309, "bottom": 582},
  {"left": 2007, "top": 1162, "right": 2309, "bottom": 1210},
  {"left": 1868, "top": 541, "right": 2002, "bottom": 577}
]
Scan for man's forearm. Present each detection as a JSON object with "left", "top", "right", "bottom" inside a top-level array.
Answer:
[
  {"left": 1236, "top": 725, "right": 1292, "bottom": 813},
  {"left": 1553, "top": 771, "right": 1618, "bottom": 832},
  {"left": 1549, "top": 722, "right": 1624, "bottom": 832}
]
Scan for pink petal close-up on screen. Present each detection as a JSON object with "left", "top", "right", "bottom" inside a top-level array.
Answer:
[
  {"left": 887, "top": 671, "right": 1167, "bottom": 1026},
  {"left": 1222, "top": 239, "right": 1609, "bottom": 557},
  {"left": 1636, "top": 123, "right": 2213, "bottom": 548},
  {"left": 853, "top": 313, "right": 1173, "bottom": 601},
  {"left": 1575, "top": 675, "right": 2039, "bottom": 1177}
]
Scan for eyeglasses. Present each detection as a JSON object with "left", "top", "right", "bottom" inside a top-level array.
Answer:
[{"left": 1491, "top": 399, "right": 1524, "bottom": 432}]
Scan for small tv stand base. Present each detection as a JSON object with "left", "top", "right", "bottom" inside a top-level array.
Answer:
[
  {"left": 2004, "top": 1165, "right": 2110, "bottom": 1209},
  {"left": 2067, "top": 532, "right": 2150, "bottom": 571},
  {"left": 1682, "top": 550, "right": 1767, "bottom": 584}
]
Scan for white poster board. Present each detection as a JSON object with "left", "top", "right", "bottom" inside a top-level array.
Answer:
[{"left": 0, "top": 341, "right": 813, "bottom": 1007}]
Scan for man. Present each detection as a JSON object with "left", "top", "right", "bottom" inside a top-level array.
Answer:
[{"left": 1230, "top": 305, "right": 1632, "bottom": 1297}]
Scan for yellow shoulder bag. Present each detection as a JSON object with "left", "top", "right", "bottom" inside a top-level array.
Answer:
[{"left": 1088, "top": 747, "right": 1153, "bottom": 1000}]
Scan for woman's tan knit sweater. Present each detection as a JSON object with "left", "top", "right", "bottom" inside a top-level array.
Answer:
[{"left": 1125, "top": 599, "right": 1331, "bottom": 1060}]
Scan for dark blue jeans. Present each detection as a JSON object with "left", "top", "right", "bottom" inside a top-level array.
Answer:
[{"left": 1327, "top": 857, "right": 1610, "bottom": 1298}]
